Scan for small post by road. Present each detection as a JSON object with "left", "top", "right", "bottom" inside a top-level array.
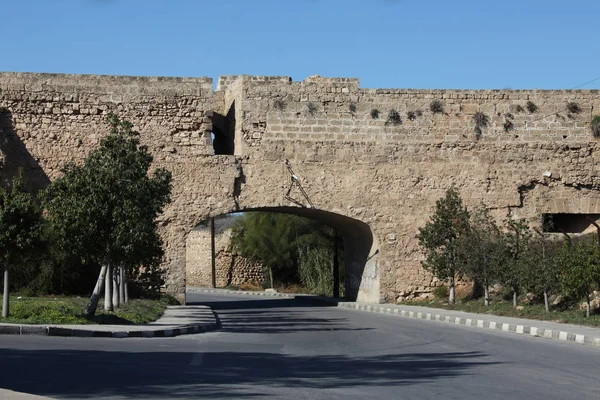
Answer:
[
  {"left": 211, "top": 216, "right": 216, "bottom": 288},
  {"left": 333, "top": 235, "right": 340, "bottom": 298}
]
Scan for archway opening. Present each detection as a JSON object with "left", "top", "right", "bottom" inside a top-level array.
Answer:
[
  {"left": 185, "top": 207, "right": 379, "bottom": 302},
  {"left": 542, "top": 213, "right": 600, "bottom": 233}
]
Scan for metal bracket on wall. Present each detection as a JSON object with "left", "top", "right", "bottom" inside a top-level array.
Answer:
[{"left": 284, "top": 159, "right": 315, "bottom": 209}]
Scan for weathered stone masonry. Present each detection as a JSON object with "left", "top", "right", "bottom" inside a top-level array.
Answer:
[{"left": 1, "top": 71, "right": 599, "bottom": 303}]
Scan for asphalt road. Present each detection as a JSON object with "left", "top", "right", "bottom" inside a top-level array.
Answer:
[{"left": 1, "top": 292, "right": 599, "bottom": 399}]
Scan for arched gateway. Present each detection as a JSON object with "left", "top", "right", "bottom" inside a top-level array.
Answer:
[{"left": 1, "top": 72, "right": 599, "bottom": 303}]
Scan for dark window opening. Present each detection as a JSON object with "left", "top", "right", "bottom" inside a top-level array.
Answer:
[
  {"left": 210, "top": 102, "right": 236, "bottom": 156},
  {"left": 542, "top": 213, "right": 600, "bottom": 233},
  {"left": 212, "top": 125, "right": 234, "bottom": 155}
]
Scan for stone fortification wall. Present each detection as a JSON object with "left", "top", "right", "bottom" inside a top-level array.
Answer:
[
  {"left": 0, "top": 72, "right": 237, "bottom": 301},
  {"left": 217, "top": 75, "right": 600, "bottom": 302},
  {"left": 2, "top": 71, "right": 600, "bottom": 303}
]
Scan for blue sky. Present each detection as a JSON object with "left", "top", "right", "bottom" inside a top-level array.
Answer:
[{"left": 2, "top": 0, "right": 599, "bottom": 89}]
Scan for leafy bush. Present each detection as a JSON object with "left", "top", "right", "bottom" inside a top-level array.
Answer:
[
  {"left": 407, "top": 111, "right": 417, "bottom": 121},
  {"left": 370, "top": 109, "right": 380, "bottom": 119},
  {"left": 430, "top": 100, "right": 444, "bottom": 114},
  {"left": 433, "top": 286, "right": 449, "bottom": 300},
  {"left": 386, "top": 109, "right": 402, "bottom": 126},
  {"left": 473, "top": 112, "right": 489, "bottom": 139},
  {"left": 298, "top": 246, "right": 334, "bottom": 296},
  {"left": 526, "top": 101, "right": 538, "bottom": 113},
  {"left": 567, "top": 102, "right": 582, "bottom": 114},
  {"left": 592, "top": 115, "right": 600, "bottom": 138},
  {"left": 273, "top": 99, "right": 286, "bottom": 111},
  {"left": 503, "top": 119, "right": 515, "bottom": 132}
]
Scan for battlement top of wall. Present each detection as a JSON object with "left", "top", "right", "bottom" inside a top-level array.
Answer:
[
  {"left": 216, "top": 74, "right": 361, "bottom": 91},
  {"left": 0, "top": 72, "right": 214, "bottom": 95},
  {"left": 216, "top": 74, "right": 600, "bottom": 95},
  {"left": 361, "top": 88, "right": 600, "bottom": 94}
]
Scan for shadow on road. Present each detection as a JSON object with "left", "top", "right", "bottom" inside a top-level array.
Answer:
[
  {"left": 188, "top": 297, "right": 365, "bottom": 334},
  {"left": 0, "top": 348, "right": 499, "bottom": 399},
  {"left": 186, "top": 296, "right": 339, "bottom": 310}
]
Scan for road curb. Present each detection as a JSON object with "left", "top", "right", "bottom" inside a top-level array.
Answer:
[
  {"left": 338, "top": 302, "right": 600, "bottom": 348},
  {"left": 0, "top": 305, "right": 220, "bottom": 339},
  {"left": 187, "top": 287, "right": 296, "bottom": 299},
  {"left": 0, "top": 321, "right": 219, "bottom": 338}
]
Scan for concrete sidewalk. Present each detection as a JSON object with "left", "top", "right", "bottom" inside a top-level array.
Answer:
[
  {"left": 0, "top": 388, "right": 55, "bottom": 400},
  {"left": 339, "top": 302, "right": 600, "bottom": 347},
  {"left": 0, "top": 305, "right": 218, "bottom": 338}
]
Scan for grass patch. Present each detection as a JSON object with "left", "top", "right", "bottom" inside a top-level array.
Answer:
[
  {"left": 401, "top": 298, "right": 600, "bottom": 328},
  {"left": 1, "top": 295, "right": 178, "bottom": 325}
]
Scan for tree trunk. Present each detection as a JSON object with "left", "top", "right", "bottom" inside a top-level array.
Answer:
[
  {"left": 84, "top": 263, "right": 108, "bottom": 318},
  {"left": 268, "top": 266, "right": 274, "bottom": 289},
  {"left": 544, "top": 290, "right": 550, "bottom": 313},
  {"left": 2, "top": 267, "right": 9, "bottom": 318},
  {"left": 112, "top": 266, "right": 120, "bottom": 308},
  {"left": 513, "top": 290, "right": 518, "bottom": 308},
  {"left": 484, "top": 283, "right": 490, "bottom": 307},
  {"left": 124, "top": 277, "right": 129, "bottom": 303},
  {"left": 120, "top": 266, "right": 126, "bottom": 303},
  {"left": 333, "top": 236, "right": 340, "bottom": 298},
  {"left": 104, "top": 262, "right": 113, "bottom": 312},
  {"left": 449, "top": 276, "right": 455, "bottom": 304},
  {"left": 586, "top": 294, "right": 591, "bottom": 318}
]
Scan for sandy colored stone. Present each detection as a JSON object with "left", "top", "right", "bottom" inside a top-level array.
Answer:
[{"left": 1, "top": 72, "right": 599, "bottom": 303}]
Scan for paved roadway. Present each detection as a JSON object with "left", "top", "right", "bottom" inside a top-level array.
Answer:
[{"left": 1, "top": 292, "right": 599, "bottom": 399}]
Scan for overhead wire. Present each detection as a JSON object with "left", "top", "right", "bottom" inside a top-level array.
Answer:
[{"left": 525, "top": 74, "right": 600, "bottom": 124}]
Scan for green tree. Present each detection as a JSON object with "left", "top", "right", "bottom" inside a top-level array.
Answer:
[
  {"left": 457, "top": 205, "right": 506, "bottom": 306},
  {"left": 500, "top": 217, "right": 532, "bottom": 308},
  {"left": 230, "top": 213, "right": 301, "bottom": 288},
  {"left": 523, "top": 228, "right": 562, "bottom": 312},
  {"left": 0, "top": 171, "right": 43, "bottom": 318},
  {"left": 417, "top": 187, "right": 470, "bottom": 304},
  {"left": 44, "top": 114, "right": 172, "bottom": 317},
  {"left": 558, "top": 238, "right": 600, "bottom": 318},
  {"left": 230, "top": 212, "right": 337, "bottom": 290}
]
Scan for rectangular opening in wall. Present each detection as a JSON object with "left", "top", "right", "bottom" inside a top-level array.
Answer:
[{"left": 542, "top": 213, "right": 600, "bottom": 233}]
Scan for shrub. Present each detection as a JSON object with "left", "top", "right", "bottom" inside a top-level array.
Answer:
[
  {"left": 430, "top": 100, "right": 444, "bottom": 114},
  {"left": 298, "top": 247, "right": 334, "bottom": 296},
  {"left": 503, "top": 119, "right": 515, "bottom": 132},
  {"left": 473, "top": 112, "right": 489, "bottom": 139},
  {"left": 370, "top": 109, "right": 380, "bottom": 119},
  {"left": 433, "top": 285, "right": 449, "bottom": 300},
  {"left": 273, "top": 99, "right": 286, "bottom": 111},
  {"left": 407, "top": 111, "right": 417, "bottom": 121},
  {"left": 567, "top": 102, "right": 582, "bottom": 114},
  {"left": 592, "top": 115, "right": 600, "bottom": 138},
  {"left": 386, "top": 109, "right": 402, "bottom": 125},
  {"left": 416, "top": 109, "right": 423, "bottom": 117},
  {"left": 307, "top": 102, "right": 317, "bottom": 116},
  {"left": 349, "top": 103, "right": 357, "bottom": 114},
  {"left": 526, "top": 101, "right": 538, "bottom": 113},
  {"left": 473, "top": 112, "right": 489, "bottom": 128},
  {"left": 515, "top": 105, "right": 525, "bottom": 113}
]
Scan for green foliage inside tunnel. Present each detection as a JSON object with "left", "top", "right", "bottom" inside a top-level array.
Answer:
[{"left": 229, "top": 212, "right": 344, "bottom": 296}]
